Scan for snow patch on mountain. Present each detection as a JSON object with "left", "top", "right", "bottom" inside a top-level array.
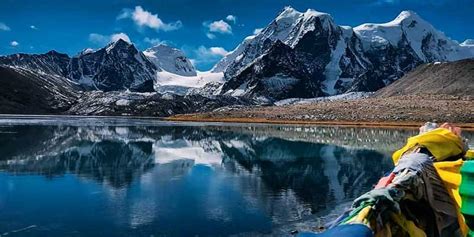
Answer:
[
  {"left": 460, "top": 39, "right": 474, "bottom": 55},
  {"left": 154, "top": 71, "right": 224, "bottom": 95},
  {"left": 144, "top": 44, "right": 196, "bottom": 76},
  {"left": 322, "top": 37, "right": 346, "bottom": 95}
]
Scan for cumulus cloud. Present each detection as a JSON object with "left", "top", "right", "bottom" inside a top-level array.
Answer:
[
  {"left": 195, "top": 46, "right": 228, "bottom": 58},
  {"left": 207, "top": 47, "right": 228, "bottom": 56},
  {"left": 30, "top": 25, "right": 38, "bottom": 30},
  {"left": 110, "top": 33, "right": 131, "bottom": 43},
  {"left": 191, "top": 46, "right": 228, "bottom": 67},
  {"left": 10, "top": 41, "right": 19, "bottom": 47},
  {"left": 144, "top": 37, "right": 170, "bottom": 46},
  {"left": 89, "top": 32, "right": 131, "bottom": 45},
  {"left": 253, "top": 28, "right": 263, "bottom": 35},
  {"left": 0, "top": 22, "right": 10, "bottom": 31},
  {"left": 206, "top": 33, "right": 216, "bottom": 39},
  {"left": 118, "top": 6, "right": 182, "bottom": 31},
  {"left": 206, "top": 20, "right": 232, "bottom": 34},
  {"left": 225, "top": 15, "right": 237, "bottom": 24}
]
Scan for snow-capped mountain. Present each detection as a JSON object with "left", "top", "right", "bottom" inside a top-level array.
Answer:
[
  {"left": 460, "top": 39, "right": 474, "bottom": 55},
  {"left": 354, "top": 10, "right": 471, "bottom": 62},
  {"left": 0, "top": 39, "right": 216, "bottom": 94},
  {"left": 0, "top": 39, "right": 158, "bottom": 92},
  {"left": 68, "top": 39, "right": 158, "bottom": 92},
  {"left": 215, "top": 7, "right": 474, "bottom": 101},
  {"left": 212, "top": 7, "right": 336, "bottom": 77},
  {"left": 144, "top": 44, "right": 197, "bottom": 76}
]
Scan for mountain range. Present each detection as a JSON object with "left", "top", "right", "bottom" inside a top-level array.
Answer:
[
  {"left": 0, "top": 6, "right": 472, "bottom": 115},
  {"left": 214, "top": 7, "right": 473, "bottom": 100}
]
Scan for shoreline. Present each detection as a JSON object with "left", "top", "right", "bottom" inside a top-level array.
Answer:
[
  {"left": 166, "top": 116, "right": 474, "bottom": 131},
  {"left": 1, "top": 113, "right": 474, "bottom": 131}
]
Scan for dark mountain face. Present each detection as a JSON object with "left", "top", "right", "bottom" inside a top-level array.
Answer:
[
  {"left": 0, "top": 66, "right": 78, "bottom": 114},
  {"left": 349, "top": 34, "right": 424, "bottom": 92},
  {"left": 221, "top": 17, "right": 348, "bottom": 100},
  {"left": 68, "top": 39, "right": 157, "bottom": 92},
  {"left": 0, "top": 39, "right": 157, "bottom": 93},
  {"left": 0, "top": 50, "right": 70, "bottom": 77}
]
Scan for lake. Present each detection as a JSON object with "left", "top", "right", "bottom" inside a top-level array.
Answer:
[{"left": 1, "top": 116, "right": 468, "bottom": 236}]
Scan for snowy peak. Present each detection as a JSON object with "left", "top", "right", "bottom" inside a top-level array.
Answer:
[
  {"left": 392, "top": 10, "right": 423, "bottom": 25},
  {"left": 354, "top": 10, "right": 471, "bottom": 61},
  {"left": 460, "top": 39, "right": 474, "bottom": 55},
  {"left": 79, "top": 48, "right": 95, "bottom": 56},
  {"left": 275, "top": 6, "right": 330, "bottom": 23},
  {"left": 461, "top": 39, "right": 474, "bottom": 46},
  {"left": 105, "top": 38, "right": 132, "bottom": 53},
  {"left": 211, "top": 6, "right": 338, "bottom": 75},
  {"left": 276, "top": 6, "right": 300, "bottom": 20},
  {"left": 268, "top": 6, "right": 335, "bottom": 46},
  {"left": 215, "top": 8, "right": 474, "bottom": 101},
  {"left": 143, "top": 44, "right": 196, "bottom": 76}
]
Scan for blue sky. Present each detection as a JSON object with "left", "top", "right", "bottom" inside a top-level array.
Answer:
[{"left": 0, "top": 0, "right": 473, "bottom": 71}]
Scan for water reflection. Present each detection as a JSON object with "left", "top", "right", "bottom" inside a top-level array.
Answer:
[{"left": 0, "top": 123, "right": 424, "bottom": 236}]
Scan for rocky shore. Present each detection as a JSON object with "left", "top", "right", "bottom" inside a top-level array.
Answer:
[{"left": 168, "top": 94, "right": 474, "bottom": 129}]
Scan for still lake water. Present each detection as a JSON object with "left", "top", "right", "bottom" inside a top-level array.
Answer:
[{"left": 1, "top": 116, "right": 470, "bottom": 236}]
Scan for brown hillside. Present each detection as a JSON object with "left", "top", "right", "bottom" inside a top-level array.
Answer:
[{"left": 375, "top": 59, "right": 474, "bottom": 97}]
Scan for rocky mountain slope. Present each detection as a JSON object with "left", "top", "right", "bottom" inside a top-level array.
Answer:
[
  {"left": 68, "top": 39, "right": 158, "bottom": 92},
  {"left": 172, "top": 60, "right": 474, "bottom": 123},
  {"left": 0, "top": 66, "right": 78, "bottom": 114},
  {"left": 0, "top": 7, "right": 472, "bottom": 116},
  {"left": 375, "top": 59, "right": 474, "bottom": 97},
  {"left": 0, "top": 65, "right": 254, "bottom": 116},
  {"left": 0, "top": 39, "right": 199, "bottom": 93},
  {"left": 215, "top": 7, "right": 474, "bottom": 101}
]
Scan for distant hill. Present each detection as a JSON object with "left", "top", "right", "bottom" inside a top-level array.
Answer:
[{"left": 375, "top": 59, "right": 474, "bottom": 97}]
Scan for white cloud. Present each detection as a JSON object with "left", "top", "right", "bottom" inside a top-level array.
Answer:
[
  {"left": 253, "top": 28, "right": 263, "bottom": 35},
  {"left": 225, "top": 15, "right": 237, "bottom": 24},
  {"left": 184, "top": 45, "right": 228, "bottom": 69},
  {"left": 0, "top": 22, "right": 10, "bottom": 31},
  {"left": 30, "top": 25, "right": 38, "bottom": 30},
  {"left": 111, "top": 33, "right": 131, "bottom": 43},
  {"left": 206, "top": 33, "right": 216, "bottom": 39},
  {"left": 372, "top": 0, "right": 400, "bottom": 5},
  {"left": 119, "top": 6, "right": 182, "bottom": 31},
  {"left": 116, "top": 9, "right": 131, "bottom": 20},
  {"left": 207, "top": 47, "right": 228, "bottom": 56},
  {"left": 89, "top": 33, "right": 108, "bottom": 44},
  {"left": 10, "top": 41, "right": 19, "bottom": 47},
  {"left": 194, "top": 46, "right": 228, "bottom": 63},
  {"left": 89, "top": 32, "right": 131, "bottom": 45},
  {"left": 206, "top": 20, "right": 232, "bottom": 34},
  {"left": 144, "top": 37, "right": 168, "bottom": 46}
]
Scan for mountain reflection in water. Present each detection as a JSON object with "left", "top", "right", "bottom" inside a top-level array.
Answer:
[{"left": 0, "top": 122, "right": 428, "bottom": 236}]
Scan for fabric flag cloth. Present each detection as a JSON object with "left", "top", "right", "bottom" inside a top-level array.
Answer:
[{"left": 309, "top": 127, "right": 469, "bottom": 237}]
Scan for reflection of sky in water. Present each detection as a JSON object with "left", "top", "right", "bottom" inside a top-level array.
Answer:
[{"left": 1, "top": 119, "right": 470, "bottom": 236}]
